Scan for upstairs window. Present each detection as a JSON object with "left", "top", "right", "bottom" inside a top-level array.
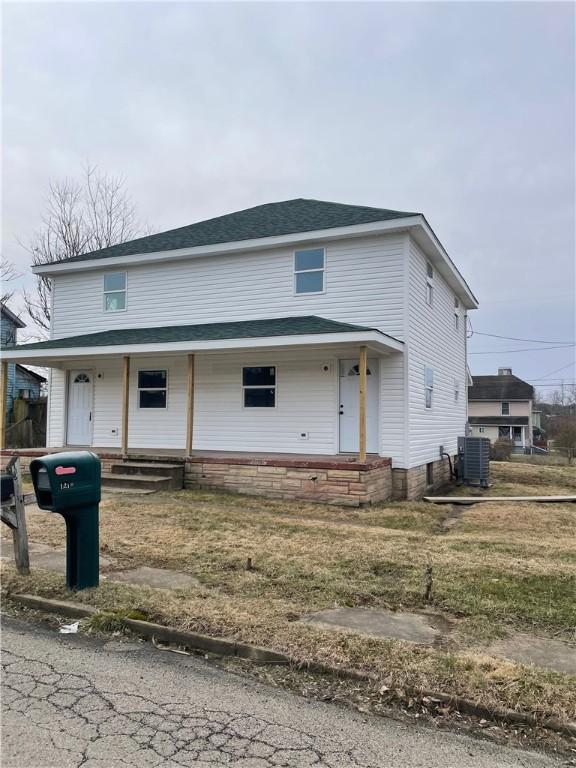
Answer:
[
  {"left": 104, "top": 272, "right": 127, "bottom": 312},
  {"left": 243, "top": 366, "right": 276, "bottom": 407},
  {"left": 454, "top": 378, "right": 460, "bottom": 402},
  {"left": 501, "top": 401, "right": 510, "bottom": 416},
  {"left": 454, "top": 297, "right": 460, "bottom": 331},
  {"left": 138, "top": 370, "right": 167, "bottom": 408},
  {"left": 425, "top": 262, "right": 434, "bottom": 306},
  {"left": 294, "top": 248, "right": 324, "bottom": 294},
  {"left": 425, "top": 367, "right": 434, "bottom": 409}
]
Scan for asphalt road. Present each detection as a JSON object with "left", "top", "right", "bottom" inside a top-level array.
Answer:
[{"left": 1, "top": 614, "right": 560, "bottom": 768}]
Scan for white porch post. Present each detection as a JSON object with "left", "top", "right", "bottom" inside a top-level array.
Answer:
[
  {"left": 186, "top": 354, "right": 195, "bottom": 457},
  {"left": 121, "top": 355, "right": 130, "bottom": 457},
  {"left": 358, "top": 345, "right": 367, "bottom": 462}
]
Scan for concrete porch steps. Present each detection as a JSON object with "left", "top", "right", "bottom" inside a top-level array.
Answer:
[{"left": 102, "top": 461, "right": 185, "bottom": 493}]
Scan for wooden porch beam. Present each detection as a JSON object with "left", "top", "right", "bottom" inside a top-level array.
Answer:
[
  {"left": 121, "top": 355, "right": 130, "bottom": 457},
  {"left": 0, "top": 359, "right": 7, "bottom": 451},
  {"left": 186, "top": 353, "right": 195, "bottom": 456},
  {"left": 358, "top": 345, "right": 367, "bottom": 463}
]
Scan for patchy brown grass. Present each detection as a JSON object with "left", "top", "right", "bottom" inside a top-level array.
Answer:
[{"left": 2, "top": 461, "right": 575, "bottom": 723}]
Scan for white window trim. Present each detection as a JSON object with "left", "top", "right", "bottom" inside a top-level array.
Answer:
[
  {"left": 425, "top": 366, "right": 434, "bottom": 409},
  {"left": 137, "top": 368, "right": 168, "bottom": 410},
  {"left": 501, "top": 401, "right": 510, "bottom": 416},
  {"left": 241, "top": 364, "right": 277, "bottom": 409},
  {"left": 293, "top": 248, "right": 326, "bottom": 296},
  {"left": 478, "top": 426, "right": 485, "bottom": 433},
  {"left": 454, "top": 378, "right": 460, "bottom": 402},
  {"left": 103, "top": 271, "right": 127, "bottom": 313}
]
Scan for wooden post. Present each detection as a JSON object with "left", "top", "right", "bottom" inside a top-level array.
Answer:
[
  {"left": 358, "top": 345, "right": 367, "bottom": 463},
  {"left": 186, "top": 354, "right": 195, "bottom": 456},
  {"left": 1, "top": 457, "right": 30, "bottom": 575},
  {"left": 0, "top": 359, "right": 7, "bottom": 451},
  {"left": 121, "top": 355, "right": 130, "bottom": 457}
]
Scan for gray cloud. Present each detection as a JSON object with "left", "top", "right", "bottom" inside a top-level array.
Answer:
[{"left": 2, "top": 1, "right": 574, "bottom": 395}]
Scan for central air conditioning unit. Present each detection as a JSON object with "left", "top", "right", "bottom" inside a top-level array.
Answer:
[{"left": 457, "top": 436, "right": 490, "bottom": 487}]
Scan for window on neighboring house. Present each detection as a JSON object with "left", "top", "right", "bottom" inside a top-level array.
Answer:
[
  {"left": 138, "top": 370, "right": 167, "bottom": 408},
  {"left": 425, "top": 367, "right": 434, "bottom": 409},
  {"left": 499, "top": 425, "right": 511, "bottom": 438},
  {"left": 478, "top": 426, "right": 485, "bottom": 433},
  {"left": 425, "top": 262, "right": 434, "bottom": 306},
  {"left": 501, "top": 401, "right": 510, "bottom": 416},
  {"left": 243, "top": 366, "right": 276, "bottom": 407},
  {"left": 454, "top": 378, "right": 460, "bottom": 402},
  {"left": 294, "top": 248, "right": 324, "bottom": 294},
  {"left": 103, "top": 272, "right": 127, "bottom": 312},
  {"left": 454, "top": 297, "right": 460, "bottom": 331}
]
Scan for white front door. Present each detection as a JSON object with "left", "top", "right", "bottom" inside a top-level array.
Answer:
[
  {"left": 339, "top": 359, "right": 379, "bottom": 453},
  {"left": 67, "top": 370, "right": 93, "bottom": 445}
]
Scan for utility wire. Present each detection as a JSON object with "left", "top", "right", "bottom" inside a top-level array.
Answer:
[
  {"left": 469, "top": 345, "right": 574, "bottom": 355},
  {"left": 537, "top": 360, "right": 576, "bottom": 379},
  {"left": 470, "top": 331, "right": 575, "bottom": 345}
]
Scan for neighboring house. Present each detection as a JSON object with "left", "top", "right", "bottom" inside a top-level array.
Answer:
[
  {"left": 3, "top": 198, "right": 478, "bottom": 504},
  {"left": 468, "top": 368, "right": 535, "bottom": 449},
  {"left": 1, "top": 304, "right": 46, "bottom": 424}
]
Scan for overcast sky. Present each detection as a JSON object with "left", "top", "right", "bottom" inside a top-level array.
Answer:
[{"left": 3, "top": 1, "right": 575, "bottom": 397}]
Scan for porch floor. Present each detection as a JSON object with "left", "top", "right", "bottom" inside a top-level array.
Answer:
[{"left": 4, "top": 447, "right": 389, "bottom": 470}]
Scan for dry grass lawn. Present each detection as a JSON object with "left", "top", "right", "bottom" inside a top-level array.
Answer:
[{"left": 3, "top": 461, "right": 575, "bottom": 723}]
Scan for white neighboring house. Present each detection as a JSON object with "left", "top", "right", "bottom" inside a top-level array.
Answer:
[
  {"left": 468, "top": 368, "right": 535, "bottom": 450},
  {"left": 3, "top": 199, "right": 478, "bottom": 504}
]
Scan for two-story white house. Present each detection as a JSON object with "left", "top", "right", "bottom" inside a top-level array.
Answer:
[
  {"left": 2, "top": 199, "right": 478, "bottom": 504},
  {"left": 468, "top": 368, "right": 535, "bottom": 451}
]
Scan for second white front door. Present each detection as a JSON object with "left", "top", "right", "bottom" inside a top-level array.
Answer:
[
  {"left": 339, "top": 359, "right": 379, "bottom": 453},
  {"left": 67, "top": 370, "right": 93, "bottom": 445}
]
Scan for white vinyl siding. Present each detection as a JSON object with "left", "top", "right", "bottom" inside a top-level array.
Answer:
[
  {"left": 405, "top": 238, "right": 468, "bottom": 467},
  {"left": 47, "top": 368, "right": 67, "bottom": 447},
  {"left": 50, "top": 234, "right": 407, "bottom": 341}
]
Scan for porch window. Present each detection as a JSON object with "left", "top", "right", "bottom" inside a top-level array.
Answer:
[
  {"left": 294, "top": 248, "right": 324, "bottom": 294},
  {"left": 104, "top": 272, "right": 127, "bottom": 312},
  {"left": 498, "top": 426, "right": 511, "bottom": 438},
  {"left": 501, "top": 401, "right": 510, "bottom": 415},
  {"left": 138, "top": 369, "right": 167, "bottom": 408},
  {"left": 425, "top": 367, "right": 434, "bottom": 409},
  {"left": 243, "top": 366, "right": 276, "bottom": 407},
  {"left": 478, "top": 426, "right": 485, "bottom": 433}
]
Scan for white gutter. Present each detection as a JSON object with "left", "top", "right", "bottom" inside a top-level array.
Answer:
[{"left": 2, "top": 330, "right": 404, "bottom": 363}]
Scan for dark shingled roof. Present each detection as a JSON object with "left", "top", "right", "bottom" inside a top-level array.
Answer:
[
  {"left": 57, "top": 198, "right": 419, "bottom": 263},
  {"left": 469, "top": 416, "right": 529, "bottom": 426},
  {"left": 6, "top": 316, "right": 397, "bottom": 352},
  {"left": 468, "top": 375, "right": 534, "bottom": 401}
]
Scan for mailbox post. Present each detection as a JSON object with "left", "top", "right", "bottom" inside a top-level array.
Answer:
[{"left": 30, "top": 451, "right": 101, "bottom": 590}]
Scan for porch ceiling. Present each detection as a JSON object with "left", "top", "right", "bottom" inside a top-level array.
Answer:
[{"left": 2, "top": 315, "right": 403, "bottom": 365}]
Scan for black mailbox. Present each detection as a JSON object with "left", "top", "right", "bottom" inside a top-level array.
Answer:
[{"left": 30, "top": 451, "right": 101, "bottom": 590}]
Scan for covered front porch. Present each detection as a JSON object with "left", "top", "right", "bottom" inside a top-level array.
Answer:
[{"left": 1, "top": 316, "right": 404, "bottom": 505}]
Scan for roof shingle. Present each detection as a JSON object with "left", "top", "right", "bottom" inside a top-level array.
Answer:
[
  {"left": 468, "top": 375, "right": 534, "bottom": 401},
  {"left": 5, "top": 315, "right": 396, "bottom": 352},
  {"left": 59, "top": 198, "right": 419, "bottom": 264}
]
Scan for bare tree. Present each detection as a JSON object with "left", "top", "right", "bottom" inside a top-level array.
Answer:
[
  {"left": 1, "top": 257, "right": 20, "bottom": 304},
  {"left": 550, "top": 417, "right": 576, "bottom": 464},
  {"left": 23, "top": 165, "right": 146, "bottom": 334}
]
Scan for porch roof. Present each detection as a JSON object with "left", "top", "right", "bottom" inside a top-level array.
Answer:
[
  {"left": 469, "top": 416, "right": 529, "bottom": 426},
  {"left": 1, "top": 315, "right": 404, "bottom": 363}
]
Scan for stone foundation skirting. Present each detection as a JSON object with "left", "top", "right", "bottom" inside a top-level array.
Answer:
[
  {"left": 391, "top": 456, "right": 455, "bottom": 501},
  {"left": 184, "top": 455, "right": 392, "bottom": 507}
]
